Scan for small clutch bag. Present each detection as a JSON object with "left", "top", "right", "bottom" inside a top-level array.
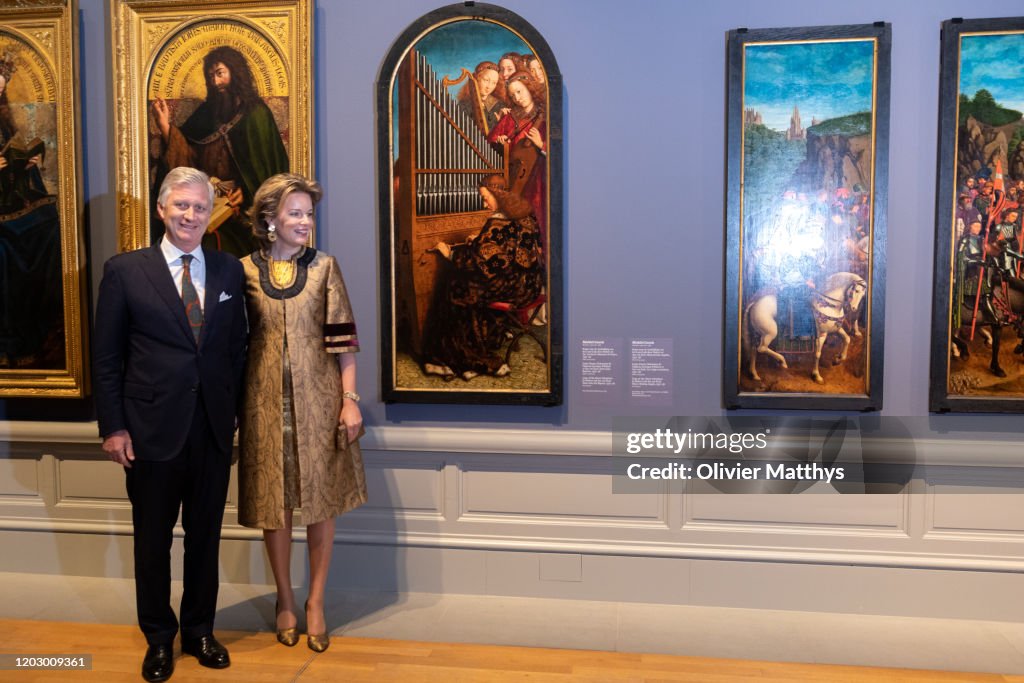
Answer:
[{"left": 336, "top": 422, "right": 366, "bottom": 451}]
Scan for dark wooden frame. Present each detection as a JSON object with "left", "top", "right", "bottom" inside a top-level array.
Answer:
[
  {"left": 723, "top": 23, "right": 890, "bottom": 411},
  {"left": 376, "top": 2, "right": 563, "bottom": 405},
  {"left": 929, "top": 17, "right": 1024, "bottom": 413}
]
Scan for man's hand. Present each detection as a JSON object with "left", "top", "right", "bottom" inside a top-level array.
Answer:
[
  {"left": 102, "top": 429, "right": 136, "bottom": 468},
  {"left": 151, "top": 97, "right": 171, "bottom": 139},
  {"left": 225, "top": 187, "right": 244, "bottom": 215}
]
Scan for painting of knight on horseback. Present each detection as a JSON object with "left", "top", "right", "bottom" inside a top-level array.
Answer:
[{"left": 724, "top": 24, "right": 890, "bottom": 410}]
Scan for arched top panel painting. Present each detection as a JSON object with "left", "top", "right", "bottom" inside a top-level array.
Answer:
[
  {"left": 112, "top": 0, "right": 313, "bottom": 257},
  {"left": 377, "top": 3, "right": 563, "bottom": 406},
  {"left": 0, "top": 0, "right": 89, "bottom": 398},
  {"left": 145, "top": 19, "right": 292, "bottom": 255}
]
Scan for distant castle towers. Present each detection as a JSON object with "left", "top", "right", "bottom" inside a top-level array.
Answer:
[
  {"left": 743, "top": 105, "right": 814, "bottom": 137},
  {"left": 786, "top": 105, "right": 805, "bottom": 141}
]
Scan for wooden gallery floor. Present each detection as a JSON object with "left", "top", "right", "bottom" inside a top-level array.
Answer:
[
  {"left": 2, "top": 573, "right": 1024, "bottom": 682},
  {"left": 3, "top": 619, "right": 1021, "bottom": 682}
]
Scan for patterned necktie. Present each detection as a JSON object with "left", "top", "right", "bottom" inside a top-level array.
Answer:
[{"left": 180, "top": 254, "right": 203, "bottom": 342}]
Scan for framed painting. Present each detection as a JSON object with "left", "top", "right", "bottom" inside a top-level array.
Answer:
[
  {"left": 0, "top": 0, "right": 89, "bottom": 398},
  {"left": 376, "top": 3, "right": 563, "bottom": 405},
  {"left": 930, "top": 17, "right": 1024, "bottom": 413},
  {"left": 112, "top": 0, "right": 312, "bottom": 257},
  {"left": 723, "top": 24, "right": 890, "bottom": 411}
]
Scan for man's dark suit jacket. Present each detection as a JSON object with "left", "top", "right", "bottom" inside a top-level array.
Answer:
[{"left": 94, "top": 243, "right": 247, "bottom": 458}]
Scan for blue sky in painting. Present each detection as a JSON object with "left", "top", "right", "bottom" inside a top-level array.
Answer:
[
  {"left": 416, "top": 21, "right": 530, "bottom": 87},
  {"left": 960, "top": 33, "right": 1024, "bottom": 115},
  {"left": 744, "top": 40, "right": 875, "bottom": 131},
  {"left": 391, "top": 20, "right": 531, "bottom": 158}
]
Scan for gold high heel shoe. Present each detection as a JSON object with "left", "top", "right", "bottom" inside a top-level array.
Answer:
[
  {"left": 305, "top": 601, "right": 329, "bottom": 653},
  {"left": 275, "top": 601, "right": 299, "bottom": 647}
]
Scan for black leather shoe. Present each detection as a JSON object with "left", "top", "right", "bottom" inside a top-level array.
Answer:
[
  {"left": 181, "top": 634, "right": 230, "bottom": 669},
  {"left": 141, "top": 643, "right": 174, "bottom": 682}
]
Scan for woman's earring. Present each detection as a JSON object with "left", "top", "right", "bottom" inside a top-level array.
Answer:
[{"left": 268, "top": 223, "right": 277, "bottom": 242}]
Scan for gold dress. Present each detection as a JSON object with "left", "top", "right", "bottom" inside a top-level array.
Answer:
[{"left": 238, "top": 248, "right": 366, "bottom": 529}]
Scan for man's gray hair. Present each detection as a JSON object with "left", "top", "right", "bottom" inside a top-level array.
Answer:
[{"left": 157, "top": 167, "right": 215, "bottom": 209}]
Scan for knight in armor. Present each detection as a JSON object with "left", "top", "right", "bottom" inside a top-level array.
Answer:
[
  {"left": 990, "top": 209, "right": 1022, "bottom": 276},
  {"left": 778, "top": 263, "right": 818, "bottom": 340},
  {"left": 955, "top": 219, "right": 997, "bottom": 326},
  {"left": 775, "top": 215, "right": 825, "bottom": 340},
  {"left": 974, "top": 179, "right": 995, "bottom": 217}
]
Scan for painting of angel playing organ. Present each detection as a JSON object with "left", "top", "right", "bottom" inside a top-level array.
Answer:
[
  {"left": 377, "top": 3, "right": 563, "bottom": 405},
  {"left": 724, "top": 24, "right": 890, "bottom": 410}
]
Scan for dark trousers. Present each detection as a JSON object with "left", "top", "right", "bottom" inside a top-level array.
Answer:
[{"left": 125, "top": 400, "right": 231, "bottom": 646}]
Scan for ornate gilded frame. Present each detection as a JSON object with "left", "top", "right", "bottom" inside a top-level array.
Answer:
[
  {"left": 112, "top": 0, "right": 313, "bottom": 254},
  {"left": 0, "top": 0, "right": 88, "bottom": 398}
]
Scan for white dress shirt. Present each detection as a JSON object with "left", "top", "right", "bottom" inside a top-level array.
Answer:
[{"left": 160, "top": 238, "right": 206, "bottom": 311}]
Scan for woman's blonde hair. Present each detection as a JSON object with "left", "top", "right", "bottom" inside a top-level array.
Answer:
[{"left": 250, "top": 173, "right": 323, "bottom": 249}]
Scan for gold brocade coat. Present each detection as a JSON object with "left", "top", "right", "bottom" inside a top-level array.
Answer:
[{"left": 238, "top": 248, "right": 366, "bottom": 529}]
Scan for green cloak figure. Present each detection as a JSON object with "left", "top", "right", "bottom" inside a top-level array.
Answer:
[{"left": 152, "top": 45, "right": 288, "bottom": 256}]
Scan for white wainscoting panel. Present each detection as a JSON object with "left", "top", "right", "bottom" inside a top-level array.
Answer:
[
  {"left": 0, "top": 457, "right": 39, "bottom": 497},
  {"left": 685, "top": 490, "right": 909, "bottom": 534},
  {"left": 358, "top": 454, "right": 445, "bottom": 517},
  {"left": 926, "top": 483, "right": 1024, "bottom": 539},
  {"left": 459, "top": 462, "right": 669, "bottom": 527},
  {"left": 58, "top": 459, "right": 127, "bottom": 501},
  {"left": 2, "top": 422, "right": 1024, "bottom": 618}
]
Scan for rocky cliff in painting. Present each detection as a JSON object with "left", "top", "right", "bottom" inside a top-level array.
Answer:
[
  {"left": 958, "top": 115, "right": 1010, "bottom": 182},
  {"left": 1011, "top": 138, "right": 1024, "bottom": 181},
  {"left": 791, "top": 112, "right": 872, "bottom": 195}
]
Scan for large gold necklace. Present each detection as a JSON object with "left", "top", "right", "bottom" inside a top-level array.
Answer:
[{"left": 268, "top": 250, "right": 299, "bottom": 288}]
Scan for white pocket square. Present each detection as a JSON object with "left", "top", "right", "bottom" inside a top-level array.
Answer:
[{"left": 218, "top": 291, "right": 232, "bottom": 302}]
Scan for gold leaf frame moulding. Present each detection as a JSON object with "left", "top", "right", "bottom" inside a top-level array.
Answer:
[
  {"left": 112, "top": 0, "right": 314, "bottom": 254},
  {"left": 0, "top": 0, "right": 89, "bottom": 398}
]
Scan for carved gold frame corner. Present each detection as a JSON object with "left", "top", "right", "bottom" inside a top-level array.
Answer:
[
  {"left": 0, "top": 0, "right": 89, "bottom": 398},
  {"left": 112, "top": 0, "right": 314, "bottom": 254}
]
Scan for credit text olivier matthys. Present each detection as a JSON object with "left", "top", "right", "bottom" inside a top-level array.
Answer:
[{"left": 626, "top": 462, "right": 845, "bottom": 483}]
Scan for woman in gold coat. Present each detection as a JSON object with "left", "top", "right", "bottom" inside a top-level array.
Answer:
[{"left": 238, "top": 173, "right": 366, "bottom": 653}]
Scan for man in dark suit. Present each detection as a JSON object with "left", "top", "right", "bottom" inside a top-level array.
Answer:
[{"left": 94, "top": 167, "right": 247, "bottom": 682}]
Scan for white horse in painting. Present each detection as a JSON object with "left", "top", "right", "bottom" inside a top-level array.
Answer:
[{"left": 744, "top": 272, "right": 868, "bottom": 385}]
